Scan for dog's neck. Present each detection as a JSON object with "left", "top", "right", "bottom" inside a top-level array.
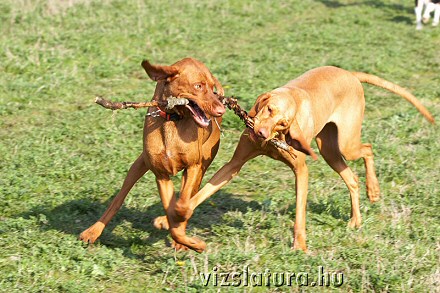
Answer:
[
  {"left": 152, "top": 81, "right": 170, "bottom": 102},
  {"left": 155, "top": 107, "right": 183, "bottom": 121}
]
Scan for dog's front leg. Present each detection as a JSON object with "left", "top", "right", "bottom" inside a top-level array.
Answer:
[
  {"left": 174, "top": 165, "right": 204, "bottom": 221},
  {"left": 292, "top": 155, "right": 309, "bottom": 252},
  {"left": 155, "top": 175, "right": 190, "bottom": 251},
  {"left": 190, "top": 133, "right": 262, "bottom": 211},
  {"left": 153, "top": 166, "right": 204, "bottom": 231},
  {"left": 79, "top": 154, "right": 148, "bottom": 243},
  {"left": 433, "top": 4, "right": 440, "bottom": 26},
  {"left": 415, "top": 0, "right": 424, "bottom": 29},
  {"left": 156, "top": 173, "right": 205, "bottom": 252},
  {"left": 153, "top": 166, "right": 202, "bottom": 228},
  {"left": 171, "top": 166, "right": 211, "bottom": 252}
]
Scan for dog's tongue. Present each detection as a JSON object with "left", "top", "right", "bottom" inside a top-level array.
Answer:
[{"left": 185, "top": 104, "right": 210, "bottom": 127}]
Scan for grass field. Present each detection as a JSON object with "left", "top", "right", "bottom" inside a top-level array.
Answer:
[{"left": 1, "top": 0, "right": 439, "bottom": 291}]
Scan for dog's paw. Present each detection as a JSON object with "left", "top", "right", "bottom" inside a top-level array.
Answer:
[
  {"left": 79, "top": 222, "right": 105, "bottom": 244},
  {"left": 172, "top": 241, "right": 190, "bottom": 251},
  {"left": 367, "top": 185, "right": 380, "bottom": 203},
  {"left": 347, "top": 216, "right": 362, "bottom": 229},
  {"left": 291, "top": 235, "right": 308, "bottom": 252},
  {"left": 368, "top": 194, "right": 380, "bottom": 203},
  {"left": 153, "top": 216, "right": 169, "bottom": 230},
  {"left": 188, "top": 236, "right": 206, "bottom": 253},
  {"left": 171, "top": 237, "right": 206, "bottom": 253},
  {"left": 366, "top": 176, "right": 380, "bottom": 203}
]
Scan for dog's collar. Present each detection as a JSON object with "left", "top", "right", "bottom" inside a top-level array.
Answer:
[{"left": 156, "top": 107, "right": 183, "bottom": 121}]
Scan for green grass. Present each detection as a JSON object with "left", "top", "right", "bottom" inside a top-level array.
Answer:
[{"left": 1, "top": 0, "right": 439, "bottom": 291}]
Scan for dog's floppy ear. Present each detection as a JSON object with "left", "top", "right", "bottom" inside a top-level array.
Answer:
[
  {"left": 249, "top": 93, "right": 271, "bottom": 117},
  {"left": 288, "top": 119, "right": 318, "bottom": 160},
  {"left": 141, "top": 60, "right": 179, "bottom": 81}
]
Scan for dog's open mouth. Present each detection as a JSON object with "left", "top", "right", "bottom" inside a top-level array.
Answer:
[{"left": 185, "top": 100, "right": 210, "bottom": 127}]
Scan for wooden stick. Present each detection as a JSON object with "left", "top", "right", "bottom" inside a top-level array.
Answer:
[
  {"left": 94, "top": 95, "right": 297, "bottom": 160},
  {"left": 95, "top": 96, "right": 160, "bottom": 110},
  {"left": 219, "top": 96, "right": 297, "bottom": 159},
  {"left": 95, "top": 96, "right": 189, "bottom": 110}
]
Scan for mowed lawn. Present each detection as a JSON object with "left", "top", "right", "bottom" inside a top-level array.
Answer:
[{"left": 0, "top": 0, "right": 439, "bottom": 291}]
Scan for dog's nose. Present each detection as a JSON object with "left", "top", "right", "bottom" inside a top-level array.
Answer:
[
  {"left": 214, "top": 105, "right": 226, "bottom": 116},
  {"left": 256, "top": 127, "right": 269, "bottom": 139}
]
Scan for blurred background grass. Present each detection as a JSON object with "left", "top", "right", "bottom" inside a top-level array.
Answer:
[{"left": 0, "top": 0, "right": 439, "bottom": 291}]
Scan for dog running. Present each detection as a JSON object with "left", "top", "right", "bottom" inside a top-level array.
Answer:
[
  {"left": 79, "top": 58, "right": 226, "bottom": 251},
  {"left": 171, "top": 66, "right": 435, "bottom": 252}
]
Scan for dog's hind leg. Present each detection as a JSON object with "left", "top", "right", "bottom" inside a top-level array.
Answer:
[
  {"left": 337, "top": 127, "right": 380, "bottom": 203},
  {"left": 356, "top": 144, "right": 380, "bottom": 203},
  {"left": 316, "top": 123, "right": 362, "bottom": 229},
  {"left": 79, "top": 154, "right": 148, "bottom": 243}
]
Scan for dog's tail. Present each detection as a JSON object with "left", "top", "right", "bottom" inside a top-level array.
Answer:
[{"left": 352, "top": 71, "right": 435, "bottom": 124}]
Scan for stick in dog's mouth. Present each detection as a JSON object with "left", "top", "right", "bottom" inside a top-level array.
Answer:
[{"left": 260, "top": 131, "right": 279, "bottom": 147}]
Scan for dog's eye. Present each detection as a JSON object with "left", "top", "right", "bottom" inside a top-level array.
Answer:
[
  {"left": 267, "top": 106, "right": 273, "bottom": 114},
  {"left": 194, "top": 83, "right": 203, "bottom": 91}
]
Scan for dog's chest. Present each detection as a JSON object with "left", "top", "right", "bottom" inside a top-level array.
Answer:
[{"left": 144, "top": 120, "right": 203, "bottom": 175}]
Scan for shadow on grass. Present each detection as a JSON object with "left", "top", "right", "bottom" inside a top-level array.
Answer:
[
  {"left": 315, "top": 0, "right": 414, "bottom": 15},
  {"left": 20, "top": 190, "right": 262, "bottom": 260},
  {"left": 19, "top": 186, "right": 355, "bottom": 263}
]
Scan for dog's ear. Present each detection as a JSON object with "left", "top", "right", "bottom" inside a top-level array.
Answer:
[
  {"left": 288, "top": 119, "right": 318, "bottom": 160},
  {"left": 249, "top": 93, "right": 271, "bottom": 117},
  {"left": 211, "top": 74, "right": 224, "bottom": 96},
  {"left": 141, "top": 60, "right": 179, "bottom": 81}
]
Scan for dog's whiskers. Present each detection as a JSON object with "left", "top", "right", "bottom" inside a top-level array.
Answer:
[{"left": 214, "top": 117, "right": 224, "bottom": 136}]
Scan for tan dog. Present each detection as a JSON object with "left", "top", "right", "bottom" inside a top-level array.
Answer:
[
  {"left": 171, "top": 66, "right": 434, "bottom": 252},
  {"left": 79, "top": 58, "right": 225, "bottom": 251}
]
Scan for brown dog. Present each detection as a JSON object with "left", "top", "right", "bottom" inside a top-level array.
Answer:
[
  {"left": 79, "top": 58, "right": 225, "bottom": 251},
  {"left": 173, "top": 66, "right": 434, "bottom": 252}
]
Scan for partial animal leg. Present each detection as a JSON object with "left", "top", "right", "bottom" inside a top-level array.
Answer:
[
  {"left": 79, "top": 154, "right": 148, "bottom": 243},
  {"left": 332, "top": 99, "right": 380, "bottom": 203},
  {"left": 155, "top": 169, "right": 209, "bottom": 253},
  {"left": 153, "top": 141, "right": 216, "bottom": 230},
  {"left": 174, "top": 166, "right": 204, "bottom": 220},
  {"left": 415, "top": 0, "right": 425, "bottom": 29},
  {"left": 157, "top": 133, "right": 258, "bottom": 248},
  {"left": 423, "top": 1, "right": 436, "bottom": 22},
  {"left": 166, "top": 166, "right": 206, "bottom": 252},
  {"left": 155, "top": 175, "right": 193, "bottom": 251},
  {"left": 153, "top": 215, "right": 170, "bottom": 230},
  {"left": 338, "top": 139, "right": 380, "bottom": 203},
  {"left": 291, "top": 154, "right": 309, "bottom": 251},
  {"left": 315, "top": 123, "right": 362, "bottom": 229},
  {"left": 189, "top": 133, "right": 262, "bottom": 211},
  {"left": 153, "top": 128, "right": 221, "bottom": 231},
  {"left": 166, "top": 135, "right": 260, "bottom": 253},
  {"left": 357, "top": 144, "right": 380, "bottom": 202},
  {"left": 433, "top": 4, "right": 440, "bottom": 26}
]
